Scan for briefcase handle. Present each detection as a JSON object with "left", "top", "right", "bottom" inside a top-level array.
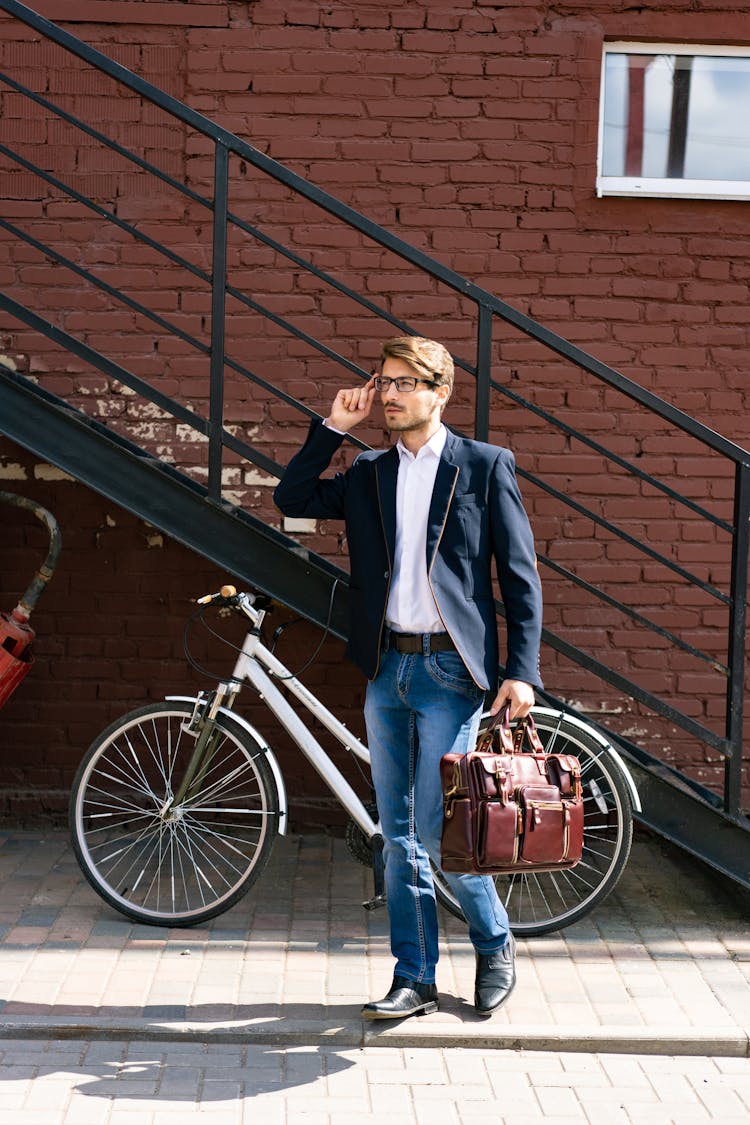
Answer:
[{"left": 476, "top": 705, "right": 545, "bottom": 756}]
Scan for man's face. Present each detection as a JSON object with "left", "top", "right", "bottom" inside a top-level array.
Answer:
[{"left": 378, "top": 356, "right": 449, "bottom": 434}]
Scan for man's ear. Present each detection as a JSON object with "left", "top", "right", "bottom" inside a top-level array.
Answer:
[{"left": 436, "top": 384, "right": 451, "bottom": 410}]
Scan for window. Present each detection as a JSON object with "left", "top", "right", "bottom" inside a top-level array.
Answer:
[{"left": 597, "top": 43, "right": 750, "bottom": 200}]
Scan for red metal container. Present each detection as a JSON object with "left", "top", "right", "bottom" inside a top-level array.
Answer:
[
  {"left": 0, "top": 491, "right": 60, "bottom": 708},
  {"left": 0, "top": 606, "right": 35, "bottom": 708}
]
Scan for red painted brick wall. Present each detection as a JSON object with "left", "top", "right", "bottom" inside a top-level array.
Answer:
[{"left": 0, "top": 1, "right": 748, "bottom": 815}]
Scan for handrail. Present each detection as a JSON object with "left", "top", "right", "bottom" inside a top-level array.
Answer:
[
  {"left": 0, "top": 291, "right": 284, "bottom": 479},
  {"left": 0, "top": 71, "right": 423, "bottom": 346},
  {"left": 0, "top": 0, "right": 747, "bottom": 820},
  {"left": 0, "top": 209, "right": 372, "bottom": 454},
  {"left": 488, "top": 376, "right": 735, "bottom": 532}
]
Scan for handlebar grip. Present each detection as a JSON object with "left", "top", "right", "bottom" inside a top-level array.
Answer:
[{"left": 196, "top": 585, "right": 238, "bottom": 605}]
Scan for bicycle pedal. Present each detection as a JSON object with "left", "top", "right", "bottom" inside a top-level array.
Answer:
[{"left": 362, "top": 893, "right": 387, "bottom": 911}]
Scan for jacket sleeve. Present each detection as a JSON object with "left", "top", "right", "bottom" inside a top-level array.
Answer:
[
  {"left": 489, "top": 448, "right": 543, "bottom": 688},
  {"left": 273, "top": 418, "right": 350, "bottom": 520}
]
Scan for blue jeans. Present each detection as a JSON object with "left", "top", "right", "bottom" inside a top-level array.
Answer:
[{"left": 364, "top": 643, "right": 510, "bottom": 984}]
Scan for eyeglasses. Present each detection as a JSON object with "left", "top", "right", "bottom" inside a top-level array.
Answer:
[{"left": 373, "top": 375, "right": 438, "bottom": 393}]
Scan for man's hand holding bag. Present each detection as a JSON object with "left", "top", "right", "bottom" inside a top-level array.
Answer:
[{"left": 440, "top": 707, "right": 584, "bottom": 875}]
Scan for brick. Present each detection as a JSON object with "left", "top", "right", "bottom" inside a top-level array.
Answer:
[
  {"left": 574, "top": 298, "right": 641, "bottom": 321},
  {"left": 410, "top": 140, "right": 479, "bottom": 162},
  {"left": 400, "top": 30, "right": 453, "bottom": 52},
  {"left": 640, "top": 346, "right": 709, "bottom": 366},
  {"left": 676, "top": 674, "right": 727, "bottom": 695},
  {"left": 683, "top": 281, "right": 749, "bottom": 303}
]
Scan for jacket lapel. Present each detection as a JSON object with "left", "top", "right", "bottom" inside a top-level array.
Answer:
[
  {"left": 426, "top": 436, "right": 460, "bottom": 571},
  {"left": 374, "top": 447, "right": 399, "bottom": 567}
]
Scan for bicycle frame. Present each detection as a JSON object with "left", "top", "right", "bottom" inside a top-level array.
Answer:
[{"left": 171, "top": 600, "right": 380, "bottom": 843}]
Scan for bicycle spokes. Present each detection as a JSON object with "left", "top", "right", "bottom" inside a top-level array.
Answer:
[{"left": 70, "top": 705, "right": 279, "bottom": 924}]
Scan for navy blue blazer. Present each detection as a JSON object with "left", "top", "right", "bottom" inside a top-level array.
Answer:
[{"left": 273, "top": 419, "right": 543, "bottom": 691}]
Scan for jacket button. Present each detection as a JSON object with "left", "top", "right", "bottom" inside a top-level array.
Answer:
[{"left": 384, "top": 571, "right": 390, "bottom": 579}]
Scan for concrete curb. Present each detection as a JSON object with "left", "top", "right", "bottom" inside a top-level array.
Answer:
[
  {"left": 364, "top": 1022, "right": 750, "bottom": 1057},
  {"left": 0, "top": 1016, "right": 748, "bottom": 1056}
]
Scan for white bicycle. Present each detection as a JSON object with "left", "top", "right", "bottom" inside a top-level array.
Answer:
[{"left": 69, "top": 585, "right": 640, "bottom": 937}]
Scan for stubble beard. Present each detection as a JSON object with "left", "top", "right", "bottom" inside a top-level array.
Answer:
[{"left": 384, "top": 406, "right": 428, "bottom": 433}]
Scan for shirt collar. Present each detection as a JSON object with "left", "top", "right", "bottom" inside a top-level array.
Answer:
[{"left": 396, "top": 424, "right": 447, "bottom": 463}]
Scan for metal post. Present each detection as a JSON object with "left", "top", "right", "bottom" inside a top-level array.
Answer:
[
  {"left": 724, "top": 460, "right": 750, "bottom": 816},
  {"left": 208, "top": 142, "right": 229, "bottom": 500},
  {"left": 474, "top": 303, "right": 492, "bottom": 442}
]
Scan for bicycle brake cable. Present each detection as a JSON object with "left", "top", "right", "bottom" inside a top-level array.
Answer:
[
  {"left": 182, "top": 579, "right": 341, "bottom": 684},
  {"left": 181, "top": 603, "right": 244, "bottom": 684},
  {"left": 268, "top": 577, "right": 341, "bottom": 682}
]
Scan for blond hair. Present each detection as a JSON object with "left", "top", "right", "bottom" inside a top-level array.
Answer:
[{"left": 380, "top": 336, "right": 454, "bottom": 395}]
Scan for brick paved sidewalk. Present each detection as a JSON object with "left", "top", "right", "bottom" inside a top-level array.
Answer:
[
  {"left": 0, "top": 829, "right": 748, "bottom": 1056},
  {"left": 0, "top": 1039, "right": 749, "bottom": 1124}
]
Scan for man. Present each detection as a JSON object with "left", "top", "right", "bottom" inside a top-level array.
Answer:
[{"left": 274, "top": 336, "right": 543, "bottom": 1019}]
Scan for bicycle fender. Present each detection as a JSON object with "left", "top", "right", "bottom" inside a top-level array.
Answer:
[
  {"left": 166, "top": 695, "right": 288, "bottom": 834},
  {"left": 528, "top": 707, "right": 642, "bottom": 813}
]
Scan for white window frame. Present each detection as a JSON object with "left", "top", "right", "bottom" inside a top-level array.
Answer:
[{"left": 597, "top": 41, "right": 750, "bottom": 201}]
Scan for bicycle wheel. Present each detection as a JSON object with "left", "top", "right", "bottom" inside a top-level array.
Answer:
[
  {"left": 432, "top": 707, "right": 635, "bottom": 937},
  {"left": 69, "top": 702, "right": 280, "bottom": 926}
]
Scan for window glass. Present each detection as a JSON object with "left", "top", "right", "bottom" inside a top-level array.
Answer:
[{"left": 598, "top": 46, "right": 750, "bottom": 198}]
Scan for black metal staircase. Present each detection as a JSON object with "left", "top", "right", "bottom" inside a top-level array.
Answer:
[{"left": 1, "top": 0, "right": 749, "bottom": 887}]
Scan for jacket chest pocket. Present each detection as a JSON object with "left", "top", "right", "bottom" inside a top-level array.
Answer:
[{"left": 452, "top": 495, "right": 487, "bottom": 561}]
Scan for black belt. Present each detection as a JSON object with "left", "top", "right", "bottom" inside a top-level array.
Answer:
[{"left": 385, "top": 631, "right": 456, "bottom": 654}]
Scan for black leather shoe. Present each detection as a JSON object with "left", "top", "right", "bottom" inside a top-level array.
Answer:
[
  {"left": 361, "top": 976, "right": 439, "bottom": 1020},
  {"left": 474, "top": 933, "right": 516, "bottom": 1015}
]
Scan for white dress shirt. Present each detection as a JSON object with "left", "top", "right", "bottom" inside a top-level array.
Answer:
[{"left": 385, "top": 425, "right": 447, "bottom": 633}]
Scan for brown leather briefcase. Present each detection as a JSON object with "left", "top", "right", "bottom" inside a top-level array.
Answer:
[{"left": 440, "top": 708, "right": 584, "bottom": 875}]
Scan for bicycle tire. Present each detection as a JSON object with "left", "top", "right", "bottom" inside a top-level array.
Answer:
[
  {"left": 69, "top": 702, "right": 280, "bottom": 926},
  {"left": 432, "top": 707, "right": 635, "bottom": 937}
]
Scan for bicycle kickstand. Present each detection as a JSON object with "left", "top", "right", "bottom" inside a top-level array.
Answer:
[{"left": 362, "top": 831, "right": 386, "bottom": 911}]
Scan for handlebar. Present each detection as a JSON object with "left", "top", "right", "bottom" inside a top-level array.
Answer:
[{"left": 195, "top": 585, "right": 273, "bottom": 618}]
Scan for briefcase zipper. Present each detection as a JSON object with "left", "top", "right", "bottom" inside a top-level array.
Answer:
[
  {"left": 525, "top": 799, "right": 566, "bottom": 810},
  {"left": 444, "top": 761, "right": 468, "bottom": 816},
  {"left": 525, "top": 800, "right": 566, "bottom": 824}
]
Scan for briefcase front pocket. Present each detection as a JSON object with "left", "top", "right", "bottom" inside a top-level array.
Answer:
[
  {"left": 476, "top": 798, "right": 519, "bottom": 868},
  {"left": 518, "top": 785, "right": 577, "bottom": 866},
  {"left": 441, "top": 798, "right": 478, "bottom": 873}
]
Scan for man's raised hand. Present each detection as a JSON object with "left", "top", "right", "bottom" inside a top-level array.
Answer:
[{"left": 326, "top": 375, "right": 377, "bottom": 432}]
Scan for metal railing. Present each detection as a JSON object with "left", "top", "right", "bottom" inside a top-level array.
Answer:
[{"left": 0, "top": 0, "right": 748, "bottom": 817}]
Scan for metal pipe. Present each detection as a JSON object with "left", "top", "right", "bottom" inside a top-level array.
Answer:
[{"left": 0, "top": 491, "right": 61, "bottom": 615}]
